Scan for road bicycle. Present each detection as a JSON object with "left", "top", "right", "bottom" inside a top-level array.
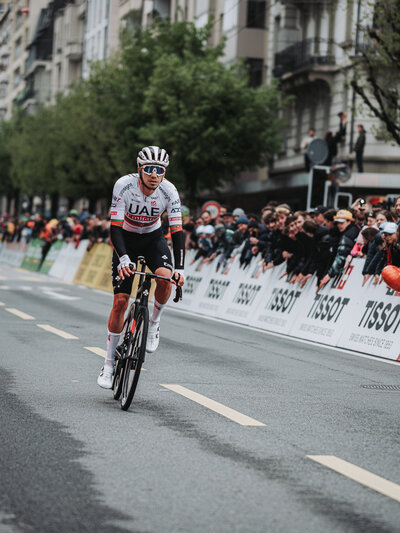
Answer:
[{"left": 112, "top": 257, "right": 182, "bottom": 411}]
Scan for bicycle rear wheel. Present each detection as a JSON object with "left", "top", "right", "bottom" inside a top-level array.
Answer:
[{"left": 120, "top": 307, "right": 149, "bottom": 410}]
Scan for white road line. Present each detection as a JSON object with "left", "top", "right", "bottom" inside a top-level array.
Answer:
[
  {"left": 36, "top": 324, "right": 78, "bottom": 339},
  {"left": 307, "top": 455, "right": 400, "bottom": 503},
  {"left": 0, "top": 276, "right": 5, "bottom": 280},
  {"left": 85, "top": 346, "right": 107, "bottom": 358},
  {"left": 0, "top": 302, "right": 4, "bottom": 306},
  {"left": 5, "top": 308, "right": 35, "bottom": 320},
  {"left": 41, "top": 290, "right": 80, "bottom": 300},
  {"left": 161, "top": 384, "right": 266, "bottom": 426},
  {"left": 84, "top": 347, "right": 147, "bottom": 371}
]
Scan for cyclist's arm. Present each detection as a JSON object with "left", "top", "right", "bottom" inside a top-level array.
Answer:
[
  {"left": 166, "top": 188, "right": 185, "bottom": 271},
  {"left": 109, "top": 176, "right": 129, "bottom": 260}
]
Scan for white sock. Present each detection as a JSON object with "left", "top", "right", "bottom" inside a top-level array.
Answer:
[
  {"left": 105, "top": 330, "right": 120, "bottom": 368},
  {"left": 151, "top": 299, "right": 166, "bottom": 325}
]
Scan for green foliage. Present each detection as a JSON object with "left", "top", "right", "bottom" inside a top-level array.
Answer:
[
  {"left": 4, "top": 19, "right": 288, "bottom": 205},
  {"left": 351, "top": 0, "right": 400, "bottom": 145}
]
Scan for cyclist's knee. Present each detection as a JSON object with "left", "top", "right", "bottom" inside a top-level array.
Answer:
[{"left": 112, "top": 293, "right": 129, "bottom": 314}]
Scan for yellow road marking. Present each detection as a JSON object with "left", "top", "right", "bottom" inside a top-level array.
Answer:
[
  {"left": 307, "top": 455, "right": 400, "bottom": 503},
  {"left": 36, "top": 324, "right": 78, "bottom": 339},
  {"left": 5, "top": 308, "right": 35, "bottom": 320},
  {"left": 161, "top": 384, "right": 266, "bottom": 426},
  {"left": 84, "top": 346, "right": 146, "bottom": 370}
]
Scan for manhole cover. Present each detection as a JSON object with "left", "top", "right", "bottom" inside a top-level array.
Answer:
[{"left": 361, "top": 384, "right": 400, "bottom": 391}]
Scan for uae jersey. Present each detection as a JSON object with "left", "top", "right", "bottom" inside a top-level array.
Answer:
[{"left": 110, "top": 174, "right": 183, "bottom": 235}]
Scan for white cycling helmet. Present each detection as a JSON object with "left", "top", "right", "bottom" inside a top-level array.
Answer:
[{"left": 137, "top": 146, "right": 169, "bottom": 168}]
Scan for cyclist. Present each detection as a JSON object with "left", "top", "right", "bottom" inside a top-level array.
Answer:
[{"left": 97, "top": 146, "right": 185, "bottom": 389}]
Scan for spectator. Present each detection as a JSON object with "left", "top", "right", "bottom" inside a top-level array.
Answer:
[
  {"left": 228, "top": 216, "right": 249, "bottom": 258},
  {"left": 313, "top": 205, "right": 329, "bottom": 225},
  {"left": 200, "top": 210, "right": 214, "bottom": 226},
  {"left": 221, "top": 211, "right": 235, "bottom": 230},
  {"left": 354, "top": 124, "right": 366, "bottom": 172},
  {"left": 351, "top": 198, "right": 369, "bottom": 228},
  {"left": 301, "top": 127, "right": 315, "bottom": 172},
  {"left": 381, "top": 222, "right": 400, "bottom": 267},
  {"left": 393, "top": 196, "right": 400, "bottom": 223},
  {"left": 318, "top": 209, "right": 358, "bottom": 291},
  {"left": 336, "top": 112, "right": 347, "bottom": 145},
  {"left": 324, "top": 131, "right": 337, "bottom": 166},
  {"left": 232, "top": 208, "right": 245, "bottom": 223},
  {"left": 39, "top": 218, "right": 58, "bottom": 269}
]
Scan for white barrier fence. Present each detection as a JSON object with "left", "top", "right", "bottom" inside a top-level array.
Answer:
[
  {"left": 1, "top": 239, "right": 398, "bottom": 361},
  {"left": 171, "top": 251, "right": 400, "bottom": 362}
]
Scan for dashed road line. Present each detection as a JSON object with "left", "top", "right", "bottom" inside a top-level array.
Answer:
[
  {"left": 40, "top": 289, "right": 80, "bottom": 301},
  {"left": 307, "top": 455, "right": 400, "bottom": 503},
  {"left": 0, "top": 301, "right": 4, "bottom": 306},
  {"left": 161, "top": 384, "right": 266, "bottom": 426},
  {"left": 5, "top": 308, "right": 35, "bottom": 320},
  {"left": 36, "top": 324, "right": 78, "bottom": 339},
  {"left": 85, "top": 346, "right": 107, "bottom": 358}
]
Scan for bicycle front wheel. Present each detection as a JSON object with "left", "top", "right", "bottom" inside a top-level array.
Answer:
[{"left": 120, "top": 307, "right": 149, "bottom": 411}]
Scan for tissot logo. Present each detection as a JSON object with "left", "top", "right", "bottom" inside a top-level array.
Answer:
[
  {"left": 185, "top": 275, "right": 202, "bottom": 295},
  {"left": 358, "top": 300, "right": 400, "bottom": 333},
  {"left": 205, "top": 279, "right": 230, "bottom": 300},
  {"left": 233, "top": 283, "right": 261, "bottom": 306},
  {"left": 266, "top": 288, "right": 301, "bottom": 314},
  {"left": 307, "top": 294, "right": 349, "bottom": 323}
]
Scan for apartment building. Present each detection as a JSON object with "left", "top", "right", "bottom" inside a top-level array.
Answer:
[{"left": 262, "top": 0, "right": 400, "bottom": 206}]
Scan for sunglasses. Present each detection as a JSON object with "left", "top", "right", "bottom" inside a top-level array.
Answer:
[{"left": 142, "top": 165, "right": 165, "bottom": 176}]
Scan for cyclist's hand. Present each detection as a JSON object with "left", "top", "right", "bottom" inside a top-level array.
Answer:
[
  {"left": 173, "top": 270, "right": 185, "bottom": 286},
  {"left": 117, "top": 255, "right": 135, "bottom": 280}
]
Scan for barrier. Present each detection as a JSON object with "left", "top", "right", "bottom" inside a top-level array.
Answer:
[
  {"left": 20, "top": 239, "right": 42, "bottom": 271},
  {"left": 172, "top": 250, "right": 400, "bottom": 362},
  {"left": 39, "top": 240, "right": 64, "bottom": 274},
  {"left": 0, "top": 239, "right": 28, "bottom": 267},
  {"left": 1, "top": 237, "right": 397, "bottom": 361},
  {"left": 49, "top": 240, "right": 90, "bottom": 282}
]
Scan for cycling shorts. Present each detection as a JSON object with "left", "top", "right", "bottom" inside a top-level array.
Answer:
[{"left": 112, "top": 228, "right": 173, "bottom": 295}]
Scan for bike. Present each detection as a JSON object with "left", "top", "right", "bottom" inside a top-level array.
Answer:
[{"left": 112, "top": 257, "right": 182, "bottom": 411}]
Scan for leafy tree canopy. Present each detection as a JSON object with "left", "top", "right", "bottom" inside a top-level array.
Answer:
[{"left": 351, "top": 0, "right": 400, "bottom": 145}]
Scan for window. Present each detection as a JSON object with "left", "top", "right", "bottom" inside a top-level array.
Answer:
[
  {"left": 14, "top": 37, "right": 21, "bottom": 59},
  {"left": 247, "top": 0, "right": 265, "bottom": 29},
  {"left": 223, "top": 0, "right": 238, "bottom": 32},
  {"left": 245, "top": 58, "right": 263, "bottom": 87}
]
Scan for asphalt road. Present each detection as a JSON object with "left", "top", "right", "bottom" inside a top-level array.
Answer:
[{"left": 1, "top": 263, "right": 400, "bottom": 533}]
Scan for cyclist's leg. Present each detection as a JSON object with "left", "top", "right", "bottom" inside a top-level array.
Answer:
[
  {"left": 98, "top": 251, "right": 135, "bottom": 389},
  {"left": 144, "top": 235, "right": 173, "bottom": 353}
]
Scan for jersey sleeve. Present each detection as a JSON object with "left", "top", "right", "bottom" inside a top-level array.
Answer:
[
  {"left": 109, "top": 177, "right": 127, "bottom": 228},
  {"left": 167, "top": 185, "right": 183, "bottom": 234}
]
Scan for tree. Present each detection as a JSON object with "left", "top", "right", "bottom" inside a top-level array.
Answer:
[
  {"left": 351, "top": 0, "right": 400, "bottom": 145},
  {"left": 121, "top": 20, "right": 288, "bottom": 204}
]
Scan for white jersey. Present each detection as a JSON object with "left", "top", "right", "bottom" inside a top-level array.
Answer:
[{"left": 110, "top": 173, "right": 183, "bottom": 235}]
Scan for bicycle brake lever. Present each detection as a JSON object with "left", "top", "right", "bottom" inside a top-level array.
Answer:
[{"left": 173, "top": 285, "right": 182, "bottom": 303}]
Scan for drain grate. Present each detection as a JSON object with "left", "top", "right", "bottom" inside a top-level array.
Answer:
[{"left": 361, "top": 384, "right": 400, "bottom": 391}]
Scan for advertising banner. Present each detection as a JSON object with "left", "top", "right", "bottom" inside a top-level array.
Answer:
[
  {"left": 338, "top": 267, "right": 400, "bottom": 361},
  {"left": 21, "top": 239, "right": 42, "bottom": 271},
  {"left": 0, "top": 240, "right": 28, "bottom": 267},
  {"left": 289, "top": 262, "right": 359, "bottom": 345},
  {"left": 39, "top": 240, "right": 64, "bottom": 274},
  {"left": 249, "top": 262, "right": 309, "bottom": 335},
  {"left": 49, "top": 240, "right": 89, "bottom": 282}
]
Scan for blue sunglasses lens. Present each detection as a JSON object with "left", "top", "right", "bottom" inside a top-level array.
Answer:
[{"left": 143, "top": 165, "right": 165, "bottom": 175}]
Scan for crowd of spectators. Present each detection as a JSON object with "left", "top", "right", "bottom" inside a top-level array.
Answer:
[
  {"left": 182, "top": 196, "right": 400, "bottom": 291},
  {"left": 0, "top": 208, "right": 110, "bottom": 267},
  {"left": 2, "top": 196, "right": 400, "bottom": 290}
]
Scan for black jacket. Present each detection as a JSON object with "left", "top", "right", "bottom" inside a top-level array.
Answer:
[{"left": 328, "top": 224, "right": 359, "bottom": 278}]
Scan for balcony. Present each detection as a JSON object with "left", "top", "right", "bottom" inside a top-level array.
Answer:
[
  {"left": 65, "top": 41, "right": 82, "bottom": 61},
  {"left": 273, "top": 37, "right": 335, "bottom": 78}
]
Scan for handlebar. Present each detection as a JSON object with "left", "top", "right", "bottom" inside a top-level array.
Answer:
[{"left": 115, "top": 263, "right": 182, "bottom": 303}]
